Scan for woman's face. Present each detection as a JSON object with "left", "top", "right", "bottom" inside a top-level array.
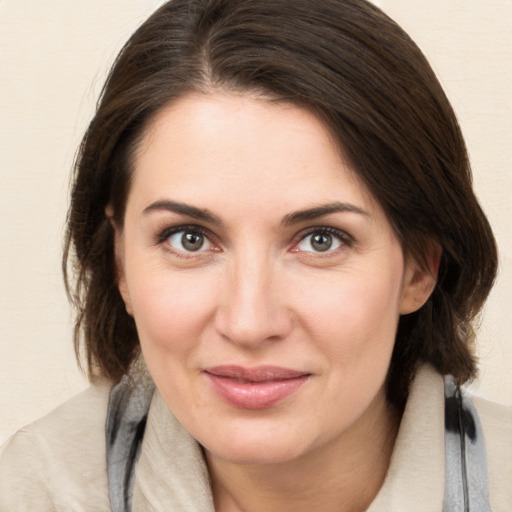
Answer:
[{"left": 115, "top": 92, "right": 430, "bottom": 465}]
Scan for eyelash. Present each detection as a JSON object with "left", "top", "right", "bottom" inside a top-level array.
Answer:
[
  {"left": 292, "top": 226, "right": 353, "bottom": 254},
  {"left": 156, "top": 224, "right": 217, "bottom": 258},
  {"left": 155, "top": 224, "right": 353, "bottom": 257}
]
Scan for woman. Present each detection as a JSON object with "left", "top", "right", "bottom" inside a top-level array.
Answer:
[{"left": 1, "top": 0, "right": 510, "bottom": 510}]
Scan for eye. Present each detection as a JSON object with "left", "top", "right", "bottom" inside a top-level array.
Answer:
[
  {"left": 295, "top": 228, "right": 349, "bottom": 253},
  {"left": 161, "top": 226, "right": 214, "bottom": 253}
]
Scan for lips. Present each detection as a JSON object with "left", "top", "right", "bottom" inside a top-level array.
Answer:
[{"left": 204, "top": 365, "right": 310, "bottom": 410}]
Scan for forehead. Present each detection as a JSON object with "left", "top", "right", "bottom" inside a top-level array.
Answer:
[
  {"left": 138, "top": 91, "right": 343, "bottom": 166},
  {"left": 129, "top": 92, "right": 380, "bottom": 219}
]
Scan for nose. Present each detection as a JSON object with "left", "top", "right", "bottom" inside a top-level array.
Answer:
[{"left": 214, "top": 254, "right": 293, "bottom": 349}]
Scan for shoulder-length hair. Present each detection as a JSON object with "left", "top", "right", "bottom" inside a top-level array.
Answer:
[{"left": 64, "top": 0, "right": 497, "bottom": 409}]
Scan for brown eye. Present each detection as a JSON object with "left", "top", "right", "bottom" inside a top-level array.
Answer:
[
  {"left": 310, "top": 233, "right": 333, "bottom": 252},
  {"left": 296, "top": 228, "right": 346, "bottom": 254},
  {"left": 181, "top": 232, "right": 205, "bottom": 251},
  {"left": 165, "top": 228, "right": 213, "bottom": 253}
]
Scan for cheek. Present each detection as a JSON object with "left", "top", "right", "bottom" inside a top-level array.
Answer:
[
  {"left": 295, "top": 267, "right": 404, "bottom": 417},
  {"left": 126, "top": 262, "right": 220, "bottom": 354},
  {"left": 297, "top": 265, "right": 404, "bottom": 359}
]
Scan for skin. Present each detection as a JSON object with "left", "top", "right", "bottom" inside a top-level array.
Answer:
[{"left": 113, "top": 92, "right": 436, "bottom": 512}]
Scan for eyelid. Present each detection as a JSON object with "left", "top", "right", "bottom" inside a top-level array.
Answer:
[
  {"left": 156, "top": 224, "right": 220, "bottom": 254},
  {"left": 291, "top": 226, "right": 354, "bottom": 252},
  {"left": 154, "top": 223, "right": 352, "bottom": 257},
  {"left": 156, "top": 224, "right": 205, "bottom": 243}
]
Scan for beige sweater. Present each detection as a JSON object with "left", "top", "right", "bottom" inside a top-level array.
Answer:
[{"left": 1, "top": 366, "right": 511, "bottom": 511}]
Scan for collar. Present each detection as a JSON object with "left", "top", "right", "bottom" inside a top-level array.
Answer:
[
  {"left": 132, "top": 389, "right": 215, "bottom": 511},
  {"left": 367, "top": 366, "right": 446, "bottom": 511}
]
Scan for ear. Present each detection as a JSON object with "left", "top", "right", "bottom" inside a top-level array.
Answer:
[
  {"left": 106, "top": 206, "right": 133, "bottom": 316},
  {"left": 400, "top": 242, "right": 441, "bottom": 315}
]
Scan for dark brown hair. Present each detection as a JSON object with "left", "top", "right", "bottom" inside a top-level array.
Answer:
[{"left": 64, "top": 0, "right": 497, "bottom": 408}]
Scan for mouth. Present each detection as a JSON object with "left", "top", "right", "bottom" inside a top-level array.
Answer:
[{"left": 204, "top": 365, "right": 311, "bottom": 410}]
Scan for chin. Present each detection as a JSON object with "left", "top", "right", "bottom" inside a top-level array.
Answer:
[
  {"left": 206, "top": 440, "right": 307, "bottom": 466},
  {"left": 197, "top": 418, "right": 317, "bottom": 466}
]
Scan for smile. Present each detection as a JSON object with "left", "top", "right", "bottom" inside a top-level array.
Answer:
[{"left": 204, "top": 365, "right": 311, "bottom": 410}]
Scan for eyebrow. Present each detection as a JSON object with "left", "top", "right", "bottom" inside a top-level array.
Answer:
[
  {"left": 282, "top": 202, "right": 371, "bottom": 226},
  {"left": 143, "top": 200, "right": 223, "bottom": 225},
  {"left": 143, "top": 199, "right": 370, "bottom": 227}
]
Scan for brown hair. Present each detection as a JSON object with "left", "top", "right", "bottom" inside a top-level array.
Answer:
[{"left": 64, "top": 0, "right": 497, "bottom": 408}]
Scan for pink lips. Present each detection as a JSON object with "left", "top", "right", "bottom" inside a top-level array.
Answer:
[{"left": 204, "top": 365, "right": 309, "bottom": 410}]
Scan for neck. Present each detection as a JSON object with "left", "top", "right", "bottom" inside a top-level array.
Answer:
[{"left": 206, "top": 390, "right": 400, "bottom": 512}]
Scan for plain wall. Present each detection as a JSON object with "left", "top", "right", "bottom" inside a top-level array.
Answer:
[{"left": 1, "top": 0, "right": 511, "bottom": 445}]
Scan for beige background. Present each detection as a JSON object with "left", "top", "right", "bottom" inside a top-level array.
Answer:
[{"left": 1, "top": 0, "right": 511, "bottom": 445}]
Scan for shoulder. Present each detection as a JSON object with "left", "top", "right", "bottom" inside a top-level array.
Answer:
[
  {"left": 0, "top": 379, "right": 113, "bottom": 511},
  {"left": 471, "top": 394, "right": 512, "bottom": 511}
]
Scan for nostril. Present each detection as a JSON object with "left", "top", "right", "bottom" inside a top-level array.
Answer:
[{"left": 214, "top": 301, "right": 293, "bottom": 348}]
